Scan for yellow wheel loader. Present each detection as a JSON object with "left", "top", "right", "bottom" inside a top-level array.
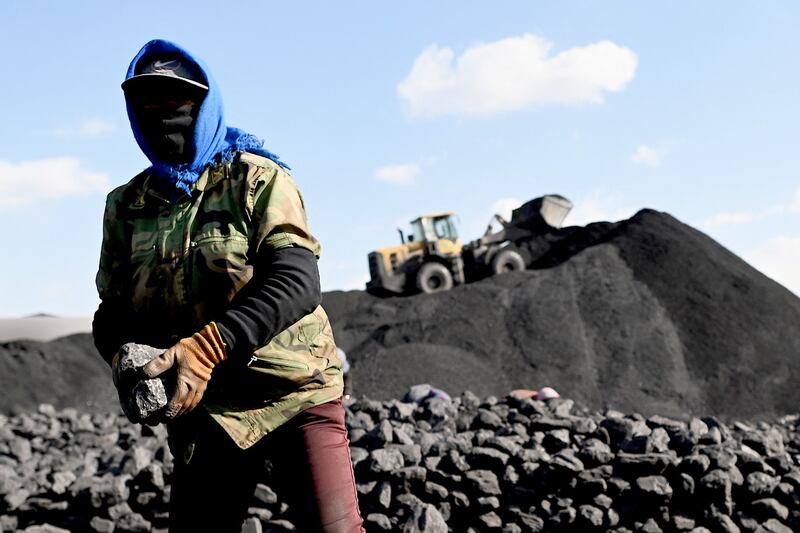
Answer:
[
  {"left": 366, "top": 212, "right": 465, "bottom": 296},
  {"left": 366, "top": 195, "right": 573, "bottom": 296}
]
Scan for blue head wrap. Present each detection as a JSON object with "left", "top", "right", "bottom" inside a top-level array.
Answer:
[{"left": 124, "top": 39, "right": 288, "bottom": 194}]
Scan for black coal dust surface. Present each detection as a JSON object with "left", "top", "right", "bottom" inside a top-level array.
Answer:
[
  {"left": 0, "top": 334, "right": 116, "bottom": 413},
  {"left": 1, "top": 209, "right": 798, "bottom": 419},
  {"left": 324, "top": 209, "right": 800, "bottom": 420}
]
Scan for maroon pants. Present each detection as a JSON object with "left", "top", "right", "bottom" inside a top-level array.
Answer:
[{"left": 169, "top": 398, "right": 364, "bottom": 532}]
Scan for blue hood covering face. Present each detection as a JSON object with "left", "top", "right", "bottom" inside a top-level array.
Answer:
[{"left": 124, "top": 39, "right": 288, "bottom": 195}]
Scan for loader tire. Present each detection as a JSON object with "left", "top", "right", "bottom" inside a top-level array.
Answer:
[
  {"left": 491, "top": 249, "right": 526, "bottom": 275},
  {"left": 416, "top": 263, "right": 454, "bottom": 294}
]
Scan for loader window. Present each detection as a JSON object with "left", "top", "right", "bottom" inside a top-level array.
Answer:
[
  {"left": 421, "top": 218, "right": 436, "bottom": 241},
  {"left": 410, "top": 220, "right": 426, "bottom": 243},
  {"left": 410, "top": 216, "right": 458, "bottom": 243},
  {"left": 434, "top": 217, "right": 458, "bottom": 241}
]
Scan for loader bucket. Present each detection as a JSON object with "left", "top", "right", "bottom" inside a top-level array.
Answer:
[{"left": 510, "top": 195, "right": 573, "bottom": 229}]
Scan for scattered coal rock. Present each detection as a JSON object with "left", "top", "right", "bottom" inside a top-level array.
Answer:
[
  {"left": 2, "top": 395, "right": 799, "bottom": 532},
  {"left": 115, "top": 343, "right": 168, "bottom": 422}
]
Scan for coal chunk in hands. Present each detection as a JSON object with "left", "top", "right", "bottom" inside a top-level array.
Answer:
[{"left": 116, "top": 343, "right": 169, "bottom": 423}]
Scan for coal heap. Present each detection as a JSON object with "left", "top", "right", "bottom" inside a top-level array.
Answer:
[
  {"left": 0, "top": 334, "right": 116, "bottom": 413},
  {"left": 1, "top": 209, "right": 798, "bottom": 419},
  {"left": 324, "top": 209, "right": 800, "bottom": 420}
]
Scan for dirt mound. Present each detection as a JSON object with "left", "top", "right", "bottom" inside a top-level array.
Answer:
[{"left": 1, "top": 209, "right": 798, "bottom": 419}]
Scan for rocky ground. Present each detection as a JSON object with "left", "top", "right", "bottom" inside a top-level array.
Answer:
[{"left": 2, "top": 390, "right": 799, "bottom": 532}]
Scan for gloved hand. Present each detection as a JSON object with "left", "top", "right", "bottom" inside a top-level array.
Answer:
[{"left": 142, "top": 323, "right": 227, "bottom": 420}]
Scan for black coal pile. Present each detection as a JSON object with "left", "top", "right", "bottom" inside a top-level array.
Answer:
[
  {"left": 0, "top": 334, "right": 115, "bottom": 413},
  {"left": 3, "top": 393, "right": 800, "bottom": 532},
  {"left": 325, "top": 209, "right": 800, "bottom": 420}
]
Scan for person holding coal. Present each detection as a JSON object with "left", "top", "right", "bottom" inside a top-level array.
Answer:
[{"left": 92, "top": 39, "right": 364, "bottom": 532}]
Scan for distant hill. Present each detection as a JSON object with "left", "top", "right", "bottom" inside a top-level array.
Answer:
[{"left": 0, "top": 316, "right": 92, "bottom": 342}]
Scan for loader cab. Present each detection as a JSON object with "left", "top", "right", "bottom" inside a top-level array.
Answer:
[{"left": 409, "top": 213, "right": 459, "bottom": 244}]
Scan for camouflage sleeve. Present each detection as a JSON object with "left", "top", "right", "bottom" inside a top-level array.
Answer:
[{"left": 249, "top": 167, "right": 322, "bottom": 259}]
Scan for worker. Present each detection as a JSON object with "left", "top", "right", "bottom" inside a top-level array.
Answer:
[{"left": 92, "top": 39, "right": 363, "bottom": 532}]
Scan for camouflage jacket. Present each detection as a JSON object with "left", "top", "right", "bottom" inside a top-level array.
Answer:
[{"left": 96, "top": 151, "right": 343, "bottom": 448}]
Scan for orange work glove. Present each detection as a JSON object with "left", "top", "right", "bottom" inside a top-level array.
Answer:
[{"left": 142, "top": 322, "right": 227, "bottom": 420}]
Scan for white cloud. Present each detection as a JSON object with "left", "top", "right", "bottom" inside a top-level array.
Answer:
[
  {"left": 374, "top": 163, "right": 420, "bottom": 185},
  {"left": 744, "top": 235, "right": 800, "bottom": 296},
  {"left": 483, "top": 197, "right": 522, "bottom": 233},
  {"left": 631, "top": 145, "right": 663, "bottom": 166},
  {"left": 398, "top": 34, "right": 637, "bottom": 118},
  {"left": 704, "top": 211, "right": 757, "bottom": 227},
  {"left": 53, "top": 117, "right": 115, "bottom": 138},
  {"left": 469, "top": 193, "right": 628, "bottom": 237},
  {"left": 791, "top": 185, "right": 800, "bottom": 213},
  {"left": 0, "top": 158, "right": 110, "bottom": 207},
  {"left": 565, "top": 192, "right": 637, "bottom": 226},
  {"left": 461, "top": 197, "right": 522, "bottom": 239},
  {"left": 490, "top": 198, "right": 522, "bottom": 221},
  {"left": 703, "top": 204, "right": 787, "bottom": 229}
]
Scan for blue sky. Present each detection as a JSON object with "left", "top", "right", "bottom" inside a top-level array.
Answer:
[{"left": 1, "top": 1, "right": 798, "bottom": 316}]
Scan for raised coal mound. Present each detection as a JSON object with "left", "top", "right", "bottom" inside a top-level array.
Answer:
[
  {"left": 325, "top": 209, "right": 800, "bottom": 420},
  {"left": 1, "top": 209, "right": 799, "bottom": 421},
  {"left": 2, "top": 395, "right": 799, "bottom": 532},
  {"left": 0, "top": 334, "right": 116, "bottom": 414}
]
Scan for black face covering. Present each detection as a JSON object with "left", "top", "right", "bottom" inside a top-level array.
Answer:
[{"left": 134, "top": 102, "right": 197, "bottom": 164}]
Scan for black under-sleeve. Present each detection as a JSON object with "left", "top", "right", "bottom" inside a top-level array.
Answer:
[
  {"left": 214, "top": 245, "right": 321, "bottom": 362},
  {"left": 92, "top": 299, "right": 134, "bottom": 366}
]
